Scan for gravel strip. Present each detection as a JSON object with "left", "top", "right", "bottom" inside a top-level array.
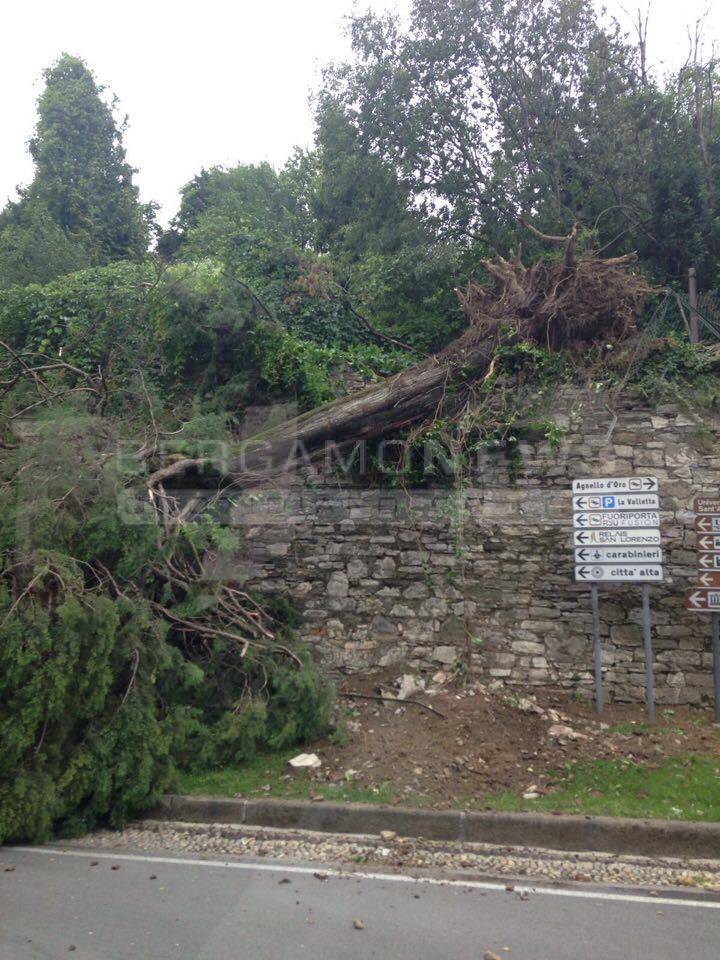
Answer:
[{"left": 69, "top": 819, "right": 720, "bottom": 891}]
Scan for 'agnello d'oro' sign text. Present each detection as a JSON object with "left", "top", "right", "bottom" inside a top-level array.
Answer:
[{"left": 572, "top": 476, "right": 658, "bottom": 494}]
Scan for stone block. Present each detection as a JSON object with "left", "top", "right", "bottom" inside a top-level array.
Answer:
[{"left": 432, "top": 645, "right": 457, "bottom": 665}]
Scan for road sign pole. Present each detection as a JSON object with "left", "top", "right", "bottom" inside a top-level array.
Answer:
[
  {"left": 591, "top": 583, "right": 603, "bottom": 714},
  {"left": 642, "top": 583, "right": 655, "bottom": 721},
  {"left": 713, "top": 613, "right": 720, "bottom": 725}
]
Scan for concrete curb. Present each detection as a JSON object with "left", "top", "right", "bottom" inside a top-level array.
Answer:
[{"left": 151, "top": 795, "right": 720, "bottom": 860}]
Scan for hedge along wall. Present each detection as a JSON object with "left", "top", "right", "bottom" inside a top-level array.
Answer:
[{"left": 234, "top": 388, "right": 720, "bottom": 704}]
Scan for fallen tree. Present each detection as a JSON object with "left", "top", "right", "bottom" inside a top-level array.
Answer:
[{"left": 151, "top": 227, "right": 653, "bottom": 488}]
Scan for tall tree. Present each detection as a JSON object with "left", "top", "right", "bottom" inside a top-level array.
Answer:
[
  {"left": 0, "top": 54, "right": 152, "bottom": 288},
  {"left": 28, "top": 53, "right": 152, "bottom": 261}
]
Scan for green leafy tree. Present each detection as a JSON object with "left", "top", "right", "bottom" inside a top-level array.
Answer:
[
  {"left": 0, "top": 54, "right": 152, "bottom": 288},
  {"left": 327, "top": 0, "right": 720, "bottom": 288},
  {"left": 310, "top": 95, "right": 427, "bottom": 260}
]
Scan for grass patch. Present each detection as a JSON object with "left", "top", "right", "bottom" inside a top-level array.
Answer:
[
  {"left": 174, "top": 751, "right": 401, "bottom": 806},
  {"left": 174, "top": 754, "right": 720, "bottom": 822},
  {"left": 479, "top": 756, "right": 720, "bottom": 821}
]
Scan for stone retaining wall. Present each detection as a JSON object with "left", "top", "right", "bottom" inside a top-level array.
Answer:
[{"left": 236, "top": 390, "right": 720, "bottom": 704}]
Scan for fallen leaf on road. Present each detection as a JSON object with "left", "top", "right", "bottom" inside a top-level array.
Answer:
[{"left": 278, "top": 878, "right": 291, "bottom": 884}]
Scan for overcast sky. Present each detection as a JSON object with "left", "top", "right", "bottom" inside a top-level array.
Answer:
[{"left": 1, "top": 0, "right": 718, "bottom": 224}]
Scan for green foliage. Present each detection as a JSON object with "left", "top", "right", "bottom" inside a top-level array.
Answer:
[
  {"left": 0, "top": 203, "right": 91, "bottom": 289},
  {"left": 311, "top": 95, "right": 427, "bottom": 261},
  {"left": 0, "top": 272, "right": 337, "bottom": 844},
  {"left": 626, "top": 336, "right": 720, "bottom": 408},
  {"left": 330, "top": 0, "right": 720, "bottom": 289},
  {"left": 0, "top": 54, "right": 151, "bottom": 289},
  {"left": 0, "top": 573, "right": 174, "bottom": 842},
  {"left": 28, "top": 54, "right": 152, "bottom": 262}
]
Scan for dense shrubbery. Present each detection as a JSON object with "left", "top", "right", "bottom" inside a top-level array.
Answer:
[{"left": 0, "top": 267, "right": 339, "bottom": 845}]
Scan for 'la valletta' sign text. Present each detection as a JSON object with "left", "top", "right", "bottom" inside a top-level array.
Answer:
[{"left": 571, "top": 478, "right": 662, "bottom": 583}]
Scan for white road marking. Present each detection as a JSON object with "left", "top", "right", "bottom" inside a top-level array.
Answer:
[{"left": 8, "top": 846, "right": 720, "bottom": 910}]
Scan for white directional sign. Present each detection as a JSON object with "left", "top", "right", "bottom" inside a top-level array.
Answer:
[
  {"left": 572, "top": 476, "right": 658, "bottom": 494},
  {"left": 572, "top": 494, "right": 659, "bottom": 512},
  {"left": 571, "top": 476, "right": 663, "bottom": 584},
  {"left": 574, "top": 546, "right": 662, "bottom": 564},
  {"left": 573, "top": 527, "right": 662, "bottom": 546},
  {"left": 573, "top": 511, "right": 660, "bottom": 529},
  {"left": 575, "top": 564, "right": 663, "bottom": 582}
]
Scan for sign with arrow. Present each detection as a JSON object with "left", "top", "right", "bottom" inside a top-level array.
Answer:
[
  {"left": 695, "top": 515, "right": 720, "bottom": 534},
  {"left": 694, "top": 497, "right": 720, "bottom": 515},
  {"left": 697, "top": 534, "right": 720, "bottom": 552},
  {"left": 572, "top": 476, "right": 658, "bottom": 494},
  {"left": 574, "top": 546, "right": 662, "bottom": 564},
  {"left": 572, "top": 494, "right": 659, "bottom": 512},
  {"left": 570, "top": 476, "right": 663, "bottom": 720},
  {"left": 573, "top": 510, "right": 660, "bottom": 529},
  {"left": 687, "top": 496, "right": 720, "bottom": 725},
  {"left": 698, "top": 571, "right": 720, "bottom": 588},
  {"left": 576, "top": 564, "right": 663, "bottom": 582},
  {"left": 686, "top": 588, "right": 720, "bottom": 611},
  {"left": 573, "top": 528, "right": 661, "bottom": 546}
]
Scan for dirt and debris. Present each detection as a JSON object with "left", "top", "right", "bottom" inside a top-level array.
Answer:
[{"left": 299, "top": 669, "right": 720, "bottom": 807}]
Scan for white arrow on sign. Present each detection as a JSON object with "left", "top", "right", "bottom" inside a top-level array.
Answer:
[
  {"left": 573, "top": 528, "right": 662, "bottom": 546},
  {"left": 698, "top": 571, "right": 720, "bottom": 587},
  {"left": 696, "top": 515, "right": 720, "bottom": 533},
  {"left": 573, "top": 511, "right": 660, "bottom": 529},
  {"left": 698, "top": 553, "right": 720, "bottom": 570},
  {"left": 574, "top": 546, "right": 662, "bottom": 564},
  {"left": 572, "top": 476, "right": 658, "bottom": 494},
  {"left": 572, "top": 494, "right": 659, "bottom": 512},
  {"left": 697, "top": 535, "right": 720, "bottom": 551},
  {"left": 575, "top": 564, "right": 663, "bottom": 582},
  {"left": 686, "top": 588, "right": 720, "bottom": 611}
]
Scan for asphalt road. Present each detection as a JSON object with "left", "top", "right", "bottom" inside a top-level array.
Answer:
[{"left": 2, "top": 845, "right": 720, "bottom": 960}]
